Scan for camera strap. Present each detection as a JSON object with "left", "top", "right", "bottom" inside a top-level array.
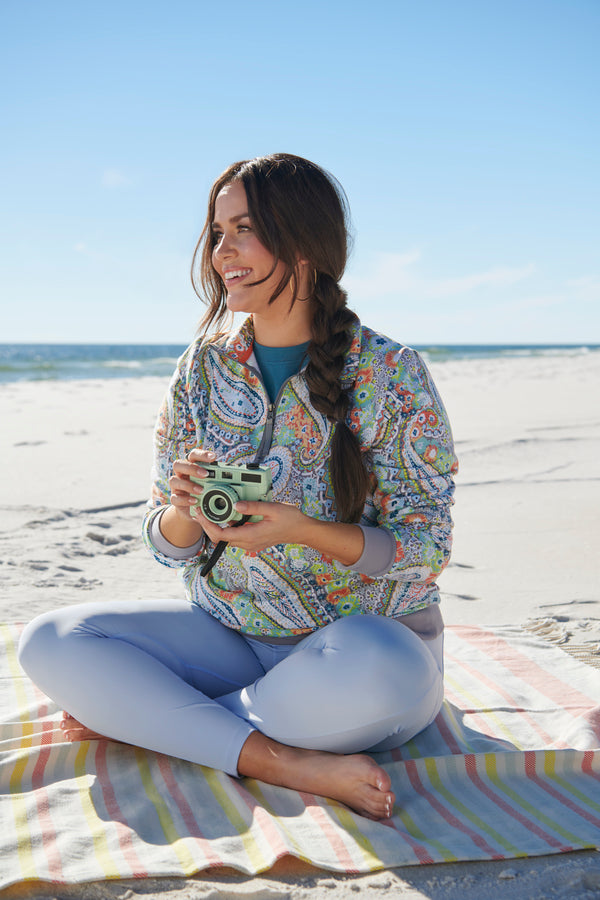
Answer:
[{"left": 199, "top": 515, "right": 251, "bottom": 578}]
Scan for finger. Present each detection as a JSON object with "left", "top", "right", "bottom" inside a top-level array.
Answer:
[
  {"left": 169, "top": 495, "right": 199, "bottom": 516},
  {"left": 172, "top": 460, "right": 209, "bottom": 481},
  {"left": 187, "top": 449, "right": 217, "bottom": 464},
  {"left": 169, "top": 472, "right": 203, "bottom": 494},
  {"left": 191, "top": 514, "right": 227, "bottom": 541},
  {"left": 235, "top": 500, "right": 270, "bottom": 517}
]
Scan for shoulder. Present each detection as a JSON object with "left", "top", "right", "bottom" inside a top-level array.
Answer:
[
  {"left": 350, "top": 323, "right": 445, "bottom": 415},
  {"left": 351, "top": 322, "right": 428, "bottom": 381},
  {"left": 170, "top": 328, "right": 236, "bottom": 383}
]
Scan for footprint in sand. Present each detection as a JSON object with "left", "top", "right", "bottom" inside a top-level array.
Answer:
[{"left": 86, "top": 531, "right": 137, "bottom": 555}]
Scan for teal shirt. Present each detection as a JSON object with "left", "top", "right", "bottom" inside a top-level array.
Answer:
[{"left": 253, "top": 340, "right": 310, "bottom": 403}]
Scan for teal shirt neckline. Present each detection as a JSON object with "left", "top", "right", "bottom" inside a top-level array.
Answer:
[{"left": 253, "top": 340, "right": 310, "bottom": 403}]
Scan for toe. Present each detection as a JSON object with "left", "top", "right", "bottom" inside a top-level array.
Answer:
[{"left": 360, "top": 784, "right": 394, "bottom": 820}]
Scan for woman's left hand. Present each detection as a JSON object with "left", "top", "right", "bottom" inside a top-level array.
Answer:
[{"left": 193, "top": 500, "right": 309, "bottom": 553}]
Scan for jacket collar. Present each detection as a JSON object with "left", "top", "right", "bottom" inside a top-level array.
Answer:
[
  {"left": 219, "top": 315, "right": 362, "bottom": 387},
  {"left": 222, "top": 316, "right": 255, "bottom": 366}
]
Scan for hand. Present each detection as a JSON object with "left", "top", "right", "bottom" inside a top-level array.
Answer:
[
  {"left": 168, "top": 448, "right": 216, "bottom": 523},
  {"left": 194, "top": 499, "right": 309, "bottom": 553},
  {"left": 157, "top": 448, "right": 215, "bottom": 548}
]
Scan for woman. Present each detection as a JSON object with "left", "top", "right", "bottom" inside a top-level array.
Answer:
[{"left": 19, "top": 154, "right": 457, "bottom": 820}]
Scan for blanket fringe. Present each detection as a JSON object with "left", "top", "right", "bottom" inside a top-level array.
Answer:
[{"left": 524, "top": 617, "right": 600, "bottom": 669}]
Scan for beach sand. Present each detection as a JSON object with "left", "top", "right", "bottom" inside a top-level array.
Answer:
[{"left": 1, "top": 350, "right": 599, "bottom": 899}]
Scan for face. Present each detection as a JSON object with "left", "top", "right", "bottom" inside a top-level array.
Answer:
[{"left": 211, "top": 180, "right": 290, "bottom": 318}]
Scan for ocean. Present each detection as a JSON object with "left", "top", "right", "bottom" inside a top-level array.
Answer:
[{"left": 0, "top": 343, "right": 598, "bottom": 384}]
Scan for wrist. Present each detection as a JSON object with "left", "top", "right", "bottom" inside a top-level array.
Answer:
[
  {"left": 160, "top": 505, "right": 205, "bottom": 548},
  {"left": 299, "top": 517, "right": 364, "bottom": 567}
]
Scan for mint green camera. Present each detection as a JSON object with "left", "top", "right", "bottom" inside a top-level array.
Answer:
[{"left": 190, "top": 462, "right": 272, "bottom": 525}]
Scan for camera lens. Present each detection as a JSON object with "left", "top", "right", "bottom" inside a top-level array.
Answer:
[{"left": 200, "top": 485, "right": 239, "bottom": 523}]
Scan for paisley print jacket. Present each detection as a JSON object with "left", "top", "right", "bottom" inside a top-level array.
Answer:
[{"left": 142, "top": 317, "right": 458, "bottom": 637}]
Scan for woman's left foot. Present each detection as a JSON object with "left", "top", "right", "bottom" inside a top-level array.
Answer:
[{"left": 60, "top": 712, "right": 109, "bottom": 743}]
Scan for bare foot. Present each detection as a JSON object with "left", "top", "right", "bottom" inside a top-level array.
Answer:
[
  {"left": 238, "top": 732, "right": 395, "bottom": 820},
  {"left": 59, "top": 714, "right": 395, "bottom": 819},
  {"left": 60, "top": 712, "right": 111, "bottom": 743}
]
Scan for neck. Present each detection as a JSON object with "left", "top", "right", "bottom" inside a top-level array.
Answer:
[{"left": 252, "top": 301, "right": 313, "bottom": 347}]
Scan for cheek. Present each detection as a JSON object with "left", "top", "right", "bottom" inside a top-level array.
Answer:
[{"left": 246, "top": 236, "right": 276, "bottom": 271}]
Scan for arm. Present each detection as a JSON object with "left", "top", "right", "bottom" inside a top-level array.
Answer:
[
  {"left": 367, "top": 348, "right": 457, "bottom": 584},
  {"left": 142, "top": 346, "right": 209, "bottom": 565},
  {"left": 194, "top": 501, "right": 366, "bottom": 567}
]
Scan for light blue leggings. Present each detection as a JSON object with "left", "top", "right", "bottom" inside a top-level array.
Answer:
[{"left": 18, "top": 600, "right": 444, "bottom": 777}]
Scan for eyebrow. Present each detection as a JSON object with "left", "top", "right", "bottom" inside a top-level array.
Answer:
[{"left": 211, "top": 212, "right": 250, "bottom": 229}]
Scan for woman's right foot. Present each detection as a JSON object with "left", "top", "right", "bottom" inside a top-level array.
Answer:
[{"left": 237, "top": 732, "right": 395, "bottom": 820}]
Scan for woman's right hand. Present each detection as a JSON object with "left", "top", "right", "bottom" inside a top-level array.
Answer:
[
  {"left": 158, "top": 448, "right": 216, "bottom": 548},
  {"left": 168, "top": 448, "right": 216, "bottom": 522}
]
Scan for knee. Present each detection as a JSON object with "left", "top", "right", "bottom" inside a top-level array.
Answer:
[
  {"left": 18, "top": 611, "right": 63, "bottom": 680},
  {"left": 321, "top": 614, "right": 441, "bottom": 706}
]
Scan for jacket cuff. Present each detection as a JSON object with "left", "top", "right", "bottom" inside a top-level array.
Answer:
[
  {"left": 148, "top": 507, "right": 205, "bottom": 560},
  {"left": 343, "top": 526, "right": 396, "bottom": 577}
]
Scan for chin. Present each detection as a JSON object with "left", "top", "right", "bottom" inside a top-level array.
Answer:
[{"left": 226, "top": 297, "right": 253, "bottom": 315}]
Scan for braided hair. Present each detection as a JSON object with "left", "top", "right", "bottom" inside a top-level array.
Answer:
[{"left": 191, "top": 153, "right": 369, "bottom": 524}]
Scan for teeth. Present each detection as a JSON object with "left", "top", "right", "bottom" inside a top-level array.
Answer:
[{"left": 224, "top": 269, "right": 250, "bottom": 280}]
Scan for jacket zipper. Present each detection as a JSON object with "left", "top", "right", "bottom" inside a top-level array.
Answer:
[
  {"left": 215, "top": 349, "right": 309, "bottom": 463},
  {"left": 254, "top": 377, "right": 293, "bottom": 463}
]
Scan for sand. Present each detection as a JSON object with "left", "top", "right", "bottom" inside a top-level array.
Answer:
[{"left": 1, "top": 349, "right": 599, "bottom": 899}]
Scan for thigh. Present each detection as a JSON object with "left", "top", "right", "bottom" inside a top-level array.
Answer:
[
  {"left": 220, "top": 614, "right": 444, "bottom": 752},
  {"left": 19, "top": 598, "right": 266, "bottom": 697}
]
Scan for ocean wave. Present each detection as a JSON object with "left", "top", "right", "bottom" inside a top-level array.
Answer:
[
  {"left": 0, "top": 345, "right": 186, "bottom": 383},
  {"left": 0, "top": 343, "right": 598, "bottom": 384}
]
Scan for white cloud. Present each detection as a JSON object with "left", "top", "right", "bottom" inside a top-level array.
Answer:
[
  {"left": 430, "top": 263, "right": 536, "bottom": 298},
  {"left": 101, "top": 168, "right": 131, "bottom": 189},
  {"left": 343, "top": 251, "right": 536, "bottom": 302},
  {"left": 72, "top": 241, "right": 106, "bottom": 261}
]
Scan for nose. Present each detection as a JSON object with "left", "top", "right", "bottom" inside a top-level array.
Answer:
[{"left": 213, "top": 232, "right": 236, "bottom": 262}]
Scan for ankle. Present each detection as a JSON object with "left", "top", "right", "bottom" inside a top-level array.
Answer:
[{"left": 237, "top": 731, "right": 292, "bottom": 784}]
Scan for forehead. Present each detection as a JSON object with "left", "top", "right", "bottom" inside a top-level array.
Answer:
[{"left": 213, "top": 180, "right": 248, "bottom": 222}]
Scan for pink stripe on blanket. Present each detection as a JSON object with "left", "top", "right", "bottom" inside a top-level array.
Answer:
[{"left": 452, "top": 626, "right": 598, "bottom": 711}]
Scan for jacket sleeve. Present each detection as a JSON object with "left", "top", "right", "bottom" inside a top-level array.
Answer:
[
  {"left": 141, "top": 344, "right": 207, "bottom": 569},
  {"left": 367, "top": 348, "right": 458, "bottom": 585}
]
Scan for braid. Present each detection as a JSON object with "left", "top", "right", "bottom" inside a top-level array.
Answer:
[{"left": 305, "top": 274, "right": 370, "bottom": 523}]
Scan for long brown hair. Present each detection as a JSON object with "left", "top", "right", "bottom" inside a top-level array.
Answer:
[{"left": 191, "top": 153, "right": 369, "bottom": 523}]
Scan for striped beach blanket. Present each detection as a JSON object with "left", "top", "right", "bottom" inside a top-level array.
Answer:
[{"left": 1, "top": 623, "right": 599, "bottom": 888}]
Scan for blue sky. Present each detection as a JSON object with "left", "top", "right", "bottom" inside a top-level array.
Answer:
[{"left": 1, "top": 0, "right": 598, "bottom": 344}]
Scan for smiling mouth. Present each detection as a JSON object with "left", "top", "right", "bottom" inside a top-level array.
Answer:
[{"left": 223, "top": 268, "right": 252, "bottom": 285}]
